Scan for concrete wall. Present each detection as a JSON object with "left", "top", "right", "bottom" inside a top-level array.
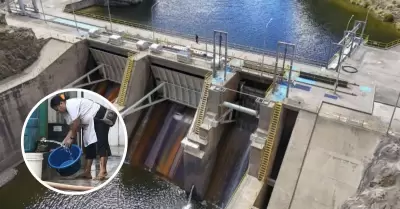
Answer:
[
  {"left": 268, "top": 110, "right": 316, "bottom": 209},
  {"left": 183, "top": 72, "right": 241, "bottom": 199},
  {"left": 0, "top": 40, "right": 89, "bottom": 172},
  {"left": 123, "top": 53, "right": 151, "bottom": 142}
]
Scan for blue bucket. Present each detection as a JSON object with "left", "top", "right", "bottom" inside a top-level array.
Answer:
[{"left": 48, "top": 144, "right": 82, "bottom": 176}]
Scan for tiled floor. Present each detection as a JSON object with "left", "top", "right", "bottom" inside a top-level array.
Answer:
[{"left": 47, "top": 146, "right": 125, "bottom": 188}]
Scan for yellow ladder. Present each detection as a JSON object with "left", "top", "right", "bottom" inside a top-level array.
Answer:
[
  {"left": 117, "top": 54, "right": 135, "bottom": 106},
  {"left": 194, "top": 72, "right": 212, "bottom": 135},
  {"left": 258, "top": 102, "right": 282, "bottom": 182}
]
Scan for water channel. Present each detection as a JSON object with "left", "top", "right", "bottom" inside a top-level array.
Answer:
[
  {"left": 80, "top": 0, "right": 400, "bottom": 61},
  {"left": 0, "top": 164, "right": 208, "bottom": 209}
]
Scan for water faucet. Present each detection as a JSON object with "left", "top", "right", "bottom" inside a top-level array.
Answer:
[{"left": 39, "top": 137, "right": 48, "bottom": 143}]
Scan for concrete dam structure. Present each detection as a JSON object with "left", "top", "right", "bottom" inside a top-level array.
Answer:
[{"left": 2, "top": 2, "right": 400, "bottom": 208}]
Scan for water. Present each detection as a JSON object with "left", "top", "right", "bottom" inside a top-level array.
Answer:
[
  {"left": 0, "top": 164, "right": 209, "bottom": 209},
  {"left": 40, "top": 139, "right": 63, "bottom": 146},
  {"left": 80, "top": 0, "right": 400, "bottom": 61},
  {"left": 182, "top": 185, "right": 195, "bottom": 209}
]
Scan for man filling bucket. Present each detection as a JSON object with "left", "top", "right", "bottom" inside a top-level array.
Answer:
[{"left": 50, "top": 93, "right": 117, "bottom": 180}]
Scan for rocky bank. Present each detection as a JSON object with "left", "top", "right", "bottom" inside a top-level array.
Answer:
[
  {"left": 0, "top": 12, "right": 48, "bottom": 80},
  {"left": 341, "top": 135, "right": 400, "bottom": 209},
  {"left": 347, "top": 0, "right": 400, "bottom": 30}
]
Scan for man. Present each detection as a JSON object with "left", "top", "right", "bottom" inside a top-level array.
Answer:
[
  {"left": 195, "top": 34, "right": 199, "bottom": 44},
  {"left": 50, "top": 93, "right": 112, "bottom": 180}
]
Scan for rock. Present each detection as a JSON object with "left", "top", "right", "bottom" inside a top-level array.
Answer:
[
  {"left": 0, "top": 26, "right": 48, "bottom": 80},
  {"left": 340, "top": 136, "right": 400, "bottom": 209}
]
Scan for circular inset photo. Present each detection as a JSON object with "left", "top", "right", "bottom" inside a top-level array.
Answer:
[{"left": 21, "top": 88, "right": 128, "bottom": 195}]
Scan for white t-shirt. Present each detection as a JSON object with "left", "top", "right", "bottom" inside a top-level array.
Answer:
[{"left": 63, "top": 98, "right": 101, "bottom": 147}]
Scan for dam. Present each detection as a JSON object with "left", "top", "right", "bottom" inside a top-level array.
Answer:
[{"left": 1, "top": 0, "right": 400, "bottom": 208}]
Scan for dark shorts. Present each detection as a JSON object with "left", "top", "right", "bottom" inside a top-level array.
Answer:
[
  {"left": 94, "top": 105, "right": 112, "bottom": 157},
  {"left": 85, "top": 143, "right": 97, "bottom": 159}
]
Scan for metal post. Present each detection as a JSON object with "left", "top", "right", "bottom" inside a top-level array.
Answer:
[
  {"left": 6, "top": 0, "right": 11, "bottom": 12},
  {"left": 262, "top": 18, "right": 273, "bottom": 71},
  {"left": 151, "top": 1, "right": 160, "bottom": 40},
  {"left": 71, "top": 0, "right": 79, "bottom": 33},
  {"left": 335, "top": 43, "right": 343, "bottom": 72},
  {"left": 273, "top": 43, "right": 280, "bottom": 86},
  {"left": 326, "top": 42, "right": 332, "bottom": 67},
  {"left": 387, "top": 92, "right": 400, "bottom": 134},
  {"left": 281, "top": 47, "right": 288, "bottom": 75},
  {"left": 107, "top": 0, "right": 112, "bottom": 32},
  {"left": 286, "top": 45, "right": 295, "bottom": 98},
  {"left": 218, "top": 34, "right": 222, "bottom": 72},
  {"left": 18, "top": 0, "right": 26, "bottom": 15},
  {"left": 206, "top": 43, "right": 208, "bottom": 57},
  {"left": 333, "top": 44, "right": 344, "bottom": 94},
  {"left": 224, "top": 32, "right": 228, "bottom": 81},
  {"left": 39, "top": 0, "right": 47, "bottom": 24},
  {"left": 345, "top": 15, "right": 354, "bottom": 32},
  {"left": 212, "top": 31, "right": 216, "bottom": 78},
  {"left": 32, "top": 0, "right": 39, "bottom": 13},
  {"left": 349, "top": 32, "right": 355, "bottom": 56},
  {"left": 360, "top": 9, "right": 370, "bottom": 44}
]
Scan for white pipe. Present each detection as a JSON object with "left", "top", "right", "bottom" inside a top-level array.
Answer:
[{"left": 222, "top": 102, "right": 257, "bottom": 116}]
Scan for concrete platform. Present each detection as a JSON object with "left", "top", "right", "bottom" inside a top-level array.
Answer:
[
  {"left": 225, "top": 174, "right": 262, "bottom": 209},
  {"left": 46, "top": 146, "right": 124, "bottom": 188},
  {"left": 269, "top": 104, "right": 384, "bottom": 209},
  {"left": 341, "top": 45, "right": 400, "bottom": 106}
]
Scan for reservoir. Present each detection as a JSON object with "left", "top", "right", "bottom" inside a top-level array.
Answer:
[{"left": 80, "top": 0, "right": 400, "bottom": 61}]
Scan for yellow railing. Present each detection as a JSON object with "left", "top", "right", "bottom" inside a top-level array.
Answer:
[
  {"left": 117, "top": 53, "right": 135, "bottom": 106},
  {"left": 194, "top": 72, "right": 212, "bottom": 135},
  {"left": 258, "top": 102, "right": 282, "bottom": 182},
  {"left": 366, "top": 38, "right": 400, "bottom": 49}
]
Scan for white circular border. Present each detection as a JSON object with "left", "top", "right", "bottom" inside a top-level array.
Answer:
[{"left": 20, "top": 88, "right": 128, "bottom": 196}]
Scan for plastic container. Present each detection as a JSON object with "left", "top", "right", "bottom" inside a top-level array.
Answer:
[
  {"left": 24, "top": 109, "right": 39, "bottom": 152},
  {"left": 25, "top": 153, "right": 44, "bottom": 179},
  {"left": 48, "top": 145, "right": 82, "bottom": 176}
]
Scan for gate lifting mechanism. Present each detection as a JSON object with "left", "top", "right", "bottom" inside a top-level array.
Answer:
[
  {"left": 273, "top": 41, "right": 295, "bottom": 98},
  {"left": 212, "top": 30, "right": 228, "bottom": 81}
]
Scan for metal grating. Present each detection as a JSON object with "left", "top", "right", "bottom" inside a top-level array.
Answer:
[
  {"left": 89, "top": 48, "right": 126, "bottom": 83},
  {"left": 150, "top": 65, "right": 203, "bottom": 108}
]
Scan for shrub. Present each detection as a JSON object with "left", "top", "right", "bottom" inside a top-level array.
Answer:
[{"left": 383, "top": 13, "right": 394, "bottom": 22}]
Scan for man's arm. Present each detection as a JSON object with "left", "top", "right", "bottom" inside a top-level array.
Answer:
[{"left": 68, "top": 118, "right": 81, "bottom": 139}]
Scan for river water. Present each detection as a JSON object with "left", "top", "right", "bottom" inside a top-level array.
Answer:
[
  {"left": 81, "top": 0, "right": 400, "bottom": 61},
  {"left": 0, "top": 164, "right": 208, "bottom": 209}
]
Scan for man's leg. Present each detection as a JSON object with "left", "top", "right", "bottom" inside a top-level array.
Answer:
[
  {"left": 79, "top": 143, "right": 96, "bottom": 179},
  {"left": 94, "top": 120, "right": 111, "bottom": 180}
]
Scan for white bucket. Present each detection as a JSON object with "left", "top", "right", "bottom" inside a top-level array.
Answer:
[{"left": 25, "top": 153, "right": 44, "bottom": 179}]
